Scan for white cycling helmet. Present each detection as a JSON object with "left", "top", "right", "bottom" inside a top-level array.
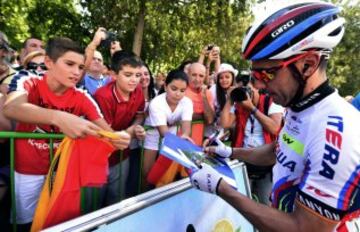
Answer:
[{"left": 242, "top": 0, "right": 345, "bottom": 61}]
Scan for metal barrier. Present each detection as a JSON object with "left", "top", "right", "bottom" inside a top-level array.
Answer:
[
  {"left": 0, "top": 132, "right": 64, "bottom": 232},
  {"left": 0, "top": 120, "right": 209, "bottom": 231},
  {"left": 42, "top": 161, "right": 254, "bottom": 232}
]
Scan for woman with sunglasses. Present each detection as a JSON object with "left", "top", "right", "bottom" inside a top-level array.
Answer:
[
  {"left": 190, "top": 1, "right": 360, "bottom": 232},
  {"left": 23, "top": 50, "right": 47, "bottom": 74}
]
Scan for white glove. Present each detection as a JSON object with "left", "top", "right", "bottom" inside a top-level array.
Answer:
[
  {"left": 214, "top": 138, "right": 232, "bottom": 158},
  {"left": 190, "top": 163, "right": 223, "bottom": 194}
]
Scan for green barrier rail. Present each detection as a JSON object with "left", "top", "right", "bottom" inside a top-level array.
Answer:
[
  {"left": 0, "top": 120, "right": 210, "bottom": 231},
  {"left": 0, "top": 132, "right": 64, "bottom": 232}
]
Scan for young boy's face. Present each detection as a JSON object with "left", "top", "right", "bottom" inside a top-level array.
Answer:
[
  {"left": 45, "top": 51, "right": 85, "bottom": 89},
  {"left": 115, "top": 65, "right": 141, "bottom": 96}
]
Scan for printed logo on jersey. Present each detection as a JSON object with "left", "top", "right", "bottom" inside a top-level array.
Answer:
[
  {"left": 298, "top": 191, "right": 345, "bottom": 221},
  {"left": 319, "top": 116, "right": 343, "bottom": 180},
  {"left": 286, "top": 115, "right": 302, "bottom": 135},
  {"left": 306, "top": 186, "right": 333, "bottom": 198},
  {"left": 281, "top": 133, "right": 304, "bottom": 157}
]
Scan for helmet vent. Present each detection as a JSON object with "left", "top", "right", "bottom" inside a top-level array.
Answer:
[{"left": 328, "top": 26, "right": 343, "bottom": 37}]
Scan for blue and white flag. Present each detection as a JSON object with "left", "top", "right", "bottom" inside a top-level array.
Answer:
[{"left": 160, "top": 133, "right": 237, "bottom": 188}]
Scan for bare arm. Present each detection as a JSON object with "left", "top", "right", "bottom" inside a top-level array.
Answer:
[
  {"left": 198, "top": 46, "right": 208, "bottom": 64},
  {"left": 4, "top": 91, "right": 101, "bottom": 138},
  {"left": 126, "top": 113, "right": 146, "bottom": 140},
  {"left": 84, "top": 27, "right": 106, "bottom": 71},
  {"left": 212, "top": 46, "right": 221, "bottom": 74},
  {"left": 220, "top": 98, "right": 236, "bottom": 129},
  {"left": 205, "top": 142, "right": 276, "bottom": 166},
  {"left": 218, "top": 181, "right": 337, "bottom": 232},
  {"left": 0, "top": 93, "right": 11, "bottom": 131},
  {"left": 157, "top": 125, "right": 169, "bottom": 137},
  {"left": 201, "top": 87, "right": 215, "bottom": 125},
  {"left": 238, "top": 96, "right": 282, "bottom": 135},
  {"left": 252, "top": 110, "right": 282, "bottom": 135},
  {"left": 231, "top": 142, "right": 276, "bottom": 166},
  {"left": 180, "top": 120, "right": 191, "bottom": 137}
]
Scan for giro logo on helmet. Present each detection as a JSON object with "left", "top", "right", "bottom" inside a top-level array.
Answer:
[{"left": 271, "top": 20, "right": 295, "bottom": 38}]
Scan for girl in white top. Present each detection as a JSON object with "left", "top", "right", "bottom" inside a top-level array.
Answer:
[
  {"left": 206, "top": 63, "right": 238, "bottom": 137},
  {"left": 143, "top": 69, "right": 193, "bottom": 181}
]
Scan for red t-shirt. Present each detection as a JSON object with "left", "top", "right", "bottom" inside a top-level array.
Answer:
[
  {"left": 10, "top": 71, "right": 103, "bottom": 174},
  {"left": 94, "top": 81, "right": 145, "bottom": 164}
]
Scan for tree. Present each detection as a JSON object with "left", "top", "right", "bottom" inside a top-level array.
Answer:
[
  {"left": 328, "top": 1, "right": 360, "bottom": 96},
  {"left": 80, "top": 0, "right": 252, "bottom": 72}
]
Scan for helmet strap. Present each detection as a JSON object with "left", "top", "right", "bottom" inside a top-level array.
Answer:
[{"left": 286, "top": 63, "right": 306, "bottom": 107}]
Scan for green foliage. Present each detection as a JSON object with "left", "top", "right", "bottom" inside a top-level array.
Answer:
[
  {"left": 1, "top": 0, "right": 359, "bottom": 95},
  {"left": 0, "top": 0, "right": 86, "bottom": 49},
  {"left": 81, "top": 0, "right": 252, "bottom": 72},
  {"left": 328, "top": 2, "right": 360, "bottom": 96}
]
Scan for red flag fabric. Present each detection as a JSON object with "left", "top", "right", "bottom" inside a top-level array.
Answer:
[{"left": 31, "top": 135, "right": 115, "bottom": 231}]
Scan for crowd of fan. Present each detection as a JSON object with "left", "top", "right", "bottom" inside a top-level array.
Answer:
[{"left": 0, "top": 26, "right": 359, "bottom": 231}]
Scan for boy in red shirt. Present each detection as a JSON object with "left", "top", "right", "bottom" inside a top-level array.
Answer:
[
  {"left": 4, "top": 37, "right": 130, "bottom": 230},
  {"left": 94, "top": 51, "right": 146, "bottom": 205}
]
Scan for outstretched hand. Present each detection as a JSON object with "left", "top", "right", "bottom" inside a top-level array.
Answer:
[{"left": 54, "top": 111, "right": 101, "bottom": 139}]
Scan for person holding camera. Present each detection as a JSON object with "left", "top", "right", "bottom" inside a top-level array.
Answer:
[
  {"left": 205, "top": 63, "right": 238, "bottom": 138},
  {"left": 198, "top": 44, "right": 221, "bottom": 86},
  {"left": 219, "top": 71, "right": 283, "bottom": 205},
  {"left": 82, "top": 27, "right": 114, "bottom": 95}
]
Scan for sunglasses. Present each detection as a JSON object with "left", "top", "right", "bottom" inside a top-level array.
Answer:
[
  {"left": 250, "top": 53, "right": 309, "bottom": 83},
  {"left": 27, "top": 62, "right": 47, "bottom": 70}
]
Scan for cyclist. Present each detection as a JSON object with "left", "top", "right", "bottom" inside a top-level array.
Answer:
[{"left": 190, "top": 1, "right": 360, "bottom": 231}]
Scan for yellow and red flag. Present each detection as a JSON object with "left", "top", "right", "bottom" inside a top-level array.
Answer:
[{"left": 31, "top": 132, "right": 116, "bottom": 231}]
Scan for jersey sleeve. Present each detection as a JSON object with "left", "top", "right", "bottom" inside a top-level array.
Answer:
[
  {"left": 148, "top": 98, "right": 167, "bottom": 126},
  {"left": 8, "top": 70, "right": 39, "bottom": 94},
  {"left": 298, "top": 114, "right": 360, "bottom": 221},
  {"left": 268, "top": 102, "right": 285, "bottom": 115},
  {"left": 181, "top": 97, "right": 193, "bottom": 121}
]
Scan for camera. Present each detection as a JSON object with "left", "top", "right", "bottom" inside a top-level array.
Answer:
[
  {"left": 230, "top": 86, "right": 253, "bottom": 102},
  {"left": 100, "top": 31, "right": 117, "bottom": 49},
  {"left": 207, "top": 44, "right": 214, "bottom": 51}
]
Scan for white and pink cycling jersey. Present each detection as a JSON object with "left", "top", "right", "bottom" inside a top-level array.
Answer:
[{"left": 271, "top": 85, "right": 360, "bottom": 227}]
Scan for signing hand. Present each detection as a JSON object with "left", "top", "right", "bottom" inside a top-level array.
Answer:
[{"left": 204, "top": 138, "right": 232, "bottom": 158}]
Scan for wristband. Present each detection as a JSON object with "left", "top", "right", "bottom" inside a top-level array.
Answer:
[{"left": 251, "top": 107, "right": 258, "bottom": 115}]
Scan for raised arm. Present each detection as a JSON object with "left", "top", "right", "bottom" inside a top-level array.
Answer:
[
  {"left": 0, "top": 93, "right": 11, "bottom": 131},
  {"left": 201, "top": 86, "right": 215, "bottom": 125},
  {"left": 84, "top": 27, "right": 106, "bottom": 70}
]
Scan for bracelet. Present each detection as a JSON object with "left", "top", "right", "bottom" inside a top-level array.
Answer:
[{"left": 251, "top": 107, "right": 258, "bottom": 115}]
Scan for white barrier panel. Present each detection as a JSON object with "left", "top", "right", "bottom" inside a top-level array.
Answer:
[{"left": 43, "top": 161, "right": 255, "bottom": 232}]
